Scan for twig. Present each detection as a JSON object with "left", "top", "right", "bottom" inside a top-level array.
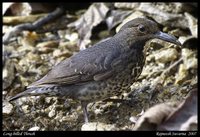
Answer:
[
  {"left": 3, "top": 7, "right": 65, "bottom": 45},
  {"left": 3, "top": 14, "right": 47, "bottom": 24}
]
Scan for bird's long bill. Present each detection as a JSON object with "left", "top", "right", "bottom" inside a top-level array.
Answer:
[{"left": 155, "top": 31, "right": 181, "bottom": 46}]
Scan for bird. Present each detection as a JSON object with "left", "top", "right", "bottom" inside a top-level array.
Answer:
[{"left": 9, "top": 18, "right": 181, "bottom": 123}]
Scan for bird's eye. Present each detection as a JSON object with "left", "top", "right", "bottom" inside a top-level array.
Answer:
[{"left": 138, "top": 25, "right": 146, "bottom": 32}]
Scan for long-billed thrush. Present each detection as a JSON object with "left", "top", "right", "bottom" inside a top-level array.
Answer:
[{"left": 9, "top": 18, "right": 181, "bottom": 123}]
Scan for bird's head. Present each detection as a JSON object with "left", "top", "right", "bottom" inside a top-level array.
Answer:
[{"left": 118, "top": 18, "right": 181, "bottom": 47}]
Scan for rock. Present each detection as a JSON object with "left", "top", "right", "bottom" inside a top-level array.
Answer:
[
  {"left": 53, "top": 49, "right": 61, "bottom": 57},
  {"left": 37, "top": 41, "right": 59, "bottom": 54},
  {"left": 26, "top": 52, "right": 42, "bottom": 64},
  {"left": 114, "top": 3, "right": 140, "bottom": 9},
  {"left": 185, "top": 12, "right": 197, "bottom": 38},
  {"left": 154, "top": 48, "right": 178, "bottom": 63},
  {"left": 181, "top": 48, "right": 197, "bottom": 69},
  {"left": 18, "top": 52, "right": 42, "bottom": 68},
  {"left": 185, "top": 58, "right": 197, "bottom": 70},
  {"left": 3, "top": 91, "right": 7, "bottom": 95},
  {"left": 3, "top": 59, "right": 15, "bottom": 89},
  {"left": 19, "top": 31, "right": 38, "bottom": 47},
  {"left": 65, "top": 32, "right": 78, "bottom": 42},
  {"left": 17, "top": 45, "right": 35, "bottom": 52},
  {"left": 81, "top": 122, "right": 116, "bottom": 131},
  {"left": 175, "top": 64, "right": 188, "bottom": 85},
  {"left": 181, "top": 48, "right": 195, "bottom": 59},
  {"left": 138, "top": 3, "right": 188, "bottom": 29},
  {"left": 36, "top": 41, "right": 59, "bottom": 49},
  {"left": 37, "top": 47, "right": 54, "bottom": 54},
  {"left": 48, "top": 106, "right": 56, "bottom": 118},
  {"left": 94, "top": 108, "right": 103, "bottom": 115},
  {"left": 16, "top": 97, "right": 29, "bottom": 106},
  {"left": 59, "top": 41, "right": 79, "bottom": 52},
  {"left": 28, "top": 126, "right": 40, "bottom": 131},
  {"left": 3, "top": 25, "right": 12, "bottom": 34},
  {"left": 19, "top": 58, "right": 28, "bottom": 66},
  {"left": 22, "top": 105, "right": 30, "bottom": 113},
  {"left": 140, "top": 63, "right": 165, "bottom": 79},
  {"left": 169, "top": 29, "right": 188, "bottom": 37},
  {"left": 129, "top": 116, "right": 138, "bottom": 124},
  {"left": 45, "top": 97, "right": 56, "bottom": 104},
  {"left": 3, "top": 101, "right": 14, "bottom": 115},
  {"left": 53, "top": 49, "right": 72, "bottom": 58}
]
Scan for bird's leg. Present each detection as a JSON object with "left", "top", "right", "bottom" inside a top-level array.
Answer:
[{"left": 81, "top": 101, "right": 89, "bottom": 123}]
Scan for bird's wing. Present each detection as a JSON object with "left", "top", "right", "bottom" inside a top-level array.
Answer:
[{"left": 28, "top": 41, "right": 121, "bottom": 88}]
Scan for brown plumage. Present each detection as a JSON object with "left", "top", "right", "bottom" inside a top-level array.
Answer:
[{"left": 9, "top": 18, "right": 181, "bottom": 123}]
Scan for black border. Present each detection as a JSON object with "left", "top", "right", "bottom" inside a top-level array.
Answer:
[{"left": 1, "top": 1, "right": 199, "bottom": 137}]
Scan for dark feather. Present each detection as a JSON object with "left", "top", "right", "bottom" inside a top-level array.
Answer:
[{"left": 28, "top": 38, "right": 121, "bottom": 88}]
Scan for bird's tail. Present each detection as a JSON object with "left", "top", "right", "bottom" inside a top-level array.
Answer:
[{"left": 8, "top": 86, "right": 60, "bottom": 102}]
